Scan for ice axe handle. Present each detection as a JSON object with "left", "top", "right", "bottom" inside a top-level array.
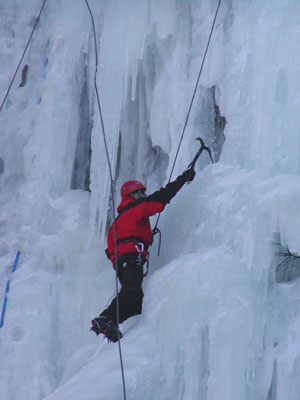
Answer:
[
  {"left": 187, "top": 138, "right": 214, "bottom": 171},
  {"left": 187, "top": 147, "right": 205, "bottom": 170}
]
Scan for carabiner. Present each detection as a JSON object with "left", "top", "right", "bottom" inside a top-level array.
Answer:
[{"left": 135, "top": 243, "right": 144, "bottom": 265}]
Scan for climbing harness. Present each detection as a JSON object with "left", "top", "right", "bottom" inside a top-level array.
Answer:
[
  {"left": 117, "top": 237, "right": 145, "bottom": 247},
  {"left": 0, "top": 0, "right": 48, "bottom": 112},
  {"left": 152, "top": 0, "right": 222, "bottom": 253},
  {"left": 116, "top": 238, "right": 150, "bottom": 277},
  {"left": 84, "top": 1, "right": 127, "bottom": 399}
]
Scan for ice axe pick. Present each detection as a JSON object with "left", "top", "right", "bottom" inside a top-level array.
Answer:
[{"left": 187, "top": 137, "right": 214, "bottom": 172}]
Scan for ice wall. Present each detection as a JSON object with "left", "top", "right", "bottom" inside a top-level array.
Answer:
[
  {"left": 1, "top": 0, "right": 300, "bottom": 399},
  {"left": 0, "top": 1, "right": 105, "bottom": 399}
]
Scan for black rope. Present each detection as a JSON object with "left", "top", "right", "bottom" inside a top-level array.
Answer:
[
  {"left": 0, "top": 0, "right": 48, "bottom": 112},
  {"left": 153, "top": 0, "right": 222, "bottom": 234},
  {"left": 84, "top": 1, "right": 127, "bottom": 399}
]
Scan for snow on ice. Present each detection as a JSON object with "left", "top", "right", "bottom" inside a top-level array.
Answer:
[{"left": 1, "top": 0, "right": 300, "bottom": 399}]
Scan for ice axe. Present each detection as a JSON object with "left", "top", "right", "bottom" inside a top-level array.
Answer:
[{"left": 187, "top": 137, "right": 214, "bottom": 172}]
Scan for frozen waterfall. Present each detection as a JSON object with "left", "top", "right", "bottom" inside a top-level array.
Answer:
[{"left": 1, "top": 0, "right": 300, "bottom": 399}]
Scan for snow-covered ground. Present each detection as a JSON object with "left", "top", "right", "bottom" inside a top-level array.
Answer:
[{"left": 1, "top": 0, "right": 300, "bottom": 399}]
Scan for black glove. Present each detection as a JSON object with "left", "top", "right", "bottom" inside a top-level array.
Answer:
[{"left": 179, "top": 168, "right": 196, "bottom": 183}]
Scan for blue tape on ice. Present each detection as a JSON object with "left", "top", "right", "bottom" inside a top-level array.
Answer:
[{"left": 0, "top": 251, "right": 21, "bottom": 328}]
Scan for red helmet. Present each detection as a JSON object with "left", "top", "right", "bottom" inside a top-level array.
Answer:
[{"left": 121, "top": 180, "right": 146, "bottom": 198}]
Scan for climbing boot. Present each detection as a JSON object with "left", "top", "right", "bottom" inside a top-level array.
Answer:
[{"left": 91, "top": 316, "right": 122, "bottom": 342}]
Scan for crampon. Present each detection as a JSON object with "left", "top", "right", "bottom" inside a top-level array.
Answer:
[{"left": 91, "top": 316, "right": 123, "bottom": 343}]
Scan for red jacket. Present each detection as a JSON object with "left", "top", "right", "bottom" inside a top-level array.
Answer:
[{"left": 106, "top": 177, "right": 185, "bottom": 265}]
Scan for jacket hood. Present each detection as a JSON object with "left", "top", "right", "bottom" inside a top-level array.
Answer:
[{"left": 117, "top": 196, "right": 136, "bottom": 214}]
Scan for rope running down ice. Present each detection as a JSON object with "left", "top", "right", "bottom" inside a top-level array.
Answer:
[
  {"left": 84, "top": 1, "right": 127, "bottom": 399},
  {"left": 153, "top": 0, "right": 222, "bottom": 232},
  {"left": 0, "top": 0, "right": 48, "bottom": 112}
]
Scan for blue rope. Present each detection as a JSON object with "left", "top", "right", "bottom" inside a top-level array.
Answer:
[{"left": 0, "top": 251, "right": 21, "bottom": 328}]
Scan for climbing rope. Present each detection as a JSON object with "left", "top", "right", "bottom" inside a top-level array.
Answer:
[
  {"left": 84, "top": 1, "right": 127, "bottom": 399},
  {"left": 0, "top": 0, "right": 48, "bottom": 112},
  {"left": 153, "top": 0, "right": 222, "bottom": 234}
]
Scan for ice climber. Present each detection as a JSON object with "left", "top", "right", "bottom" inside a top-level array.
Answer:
[{"left": 91, "top": 168, "right": 195, "bottom": 342}]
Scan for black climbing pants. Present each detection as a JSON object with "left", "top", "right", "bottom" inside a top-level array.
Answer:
[{"left": 100, "top": 256, "right": 144, "bottom": 324}]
